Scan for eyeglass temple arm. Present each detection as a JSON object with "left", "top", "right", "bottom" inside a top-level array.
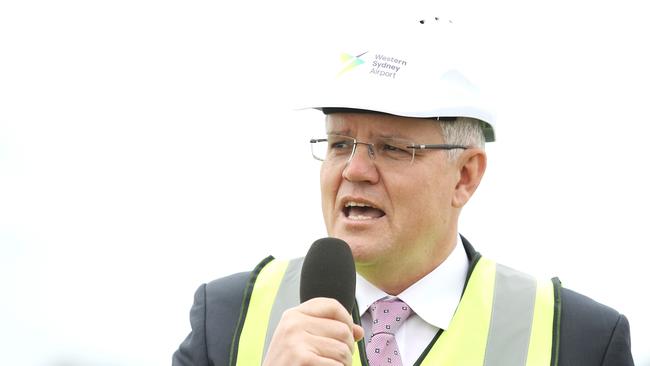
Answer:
[
  {"left": 407, "top": 144, "right": 469, "bottom": 150},
  {"left": 310, "top": 139, "right": 468, "bottom": 150}
]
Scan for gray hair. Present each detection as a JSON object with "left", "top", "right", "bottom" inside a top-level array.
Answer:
[{"left": 439, "top": 117, "right": 486, "bottom": 160}]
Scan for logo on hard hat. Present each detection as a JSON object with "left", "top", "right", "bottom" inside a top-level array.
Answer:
[
  {"left": 337, "top": 51, "right": 368, "bottom": 77},
  {"left": 370, "top": 53, "right": 407, "bottom": 79}
]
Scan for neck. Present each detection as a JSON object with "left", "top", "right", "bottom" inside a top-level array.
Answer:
[{"left": 356, "top": 233, "right": 458, "bottom": 295}]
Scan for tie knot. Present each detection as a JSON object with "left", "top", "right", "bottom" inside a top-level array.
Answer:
[{"left": 369, "top": 299, "right": 412, "bottom": 335}]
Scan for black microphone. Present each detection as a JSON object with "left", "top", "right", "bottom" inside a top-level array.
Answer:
[{"left": 300, "top": 237, "right": 356, "bottom": 314}]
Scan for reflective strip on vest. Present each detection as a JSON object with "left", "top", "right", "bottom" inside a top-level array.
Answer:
[
  {"left": 234, "top": 258, "right": 290, "bottom": 366},
  {"left": 233, "top": 256, "right": 556, "bottom": 366},
  {"left": 262, "top": 258, "right": 304, "bottom": 357},
  {"left": 484, "top": 264, "right": 538, "bottom": 366}
]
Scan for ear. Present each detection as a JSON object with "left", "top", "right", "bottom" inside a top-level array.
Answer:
[{"left": 452, "top": 148, "right": 487, "bottom": 208}]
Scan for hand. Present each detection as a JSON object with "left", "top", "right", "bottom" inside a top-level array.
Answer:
[{"left": 262, "top": 297, "right": 365, "bottom": 366}]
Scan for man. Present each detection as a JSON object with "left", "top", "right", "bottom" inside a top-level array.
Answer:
[{"left": 173, "top": 19, "right": 634, "bottom": 365}]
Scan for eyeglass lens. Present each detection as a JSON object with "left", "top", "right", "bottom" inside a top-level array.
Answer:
[{"left": 311, "top": 135, "right": 415, "bottom": 165}]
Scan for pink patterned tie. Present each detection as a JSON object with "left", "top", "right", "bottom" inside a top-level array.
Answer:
[{"left": 365, "top": 299, "right": 412, "bottom": 366}]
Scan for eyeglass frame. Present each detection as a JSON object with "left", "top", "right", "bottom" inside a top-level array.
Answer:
[{"left": 309, "top": 134, "right": 469, "bottom": 165}]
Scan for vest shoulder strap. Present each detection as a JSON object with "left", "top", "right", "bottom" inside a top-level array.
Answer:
[
  {"left": 230, "top": 257, "right": 303, "bottom": 366},
  {"left": 420, "top": 258, "right": 558, "bottom": 366}
]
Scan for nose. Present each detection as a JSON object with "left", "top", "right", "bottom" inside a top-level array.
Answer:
[
  {"left": 354, "top": 141, "right": 375, "bottom": 160},
  {"left": 342, "top": 143, "right": 380, "bottom": 184}
]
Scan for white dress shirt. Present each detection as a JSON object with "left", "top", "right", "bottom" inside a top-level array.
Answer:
[{"left": 356, "top": 235, "right": 469, "bottom": 365}]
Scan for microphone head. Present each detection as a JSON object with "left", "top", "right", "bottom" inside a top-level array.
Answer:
[{"left": 300, "top": 237, "right": 356, "bottom": 314}]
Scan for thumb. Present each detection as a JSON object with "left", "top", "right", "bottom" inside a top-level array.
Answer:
[{"left": 352, "top": 324, "right": 364, "bottom": 342}]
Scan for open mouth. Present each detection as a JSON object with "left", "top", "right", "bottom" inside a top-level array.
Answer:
[{"left": 343, "top": 201, "right": 386, "bottom": 221}]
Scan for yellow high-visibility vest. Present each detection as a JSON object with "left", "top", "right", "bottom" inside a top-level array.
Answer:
[{"left": 229, "top": 255, "right": 560, "bottom": 366}]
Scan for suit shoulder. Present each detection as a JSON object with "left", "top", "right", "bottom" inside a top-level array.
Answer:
[
  {"left": 558, "top": 287, "right": 633, "bottom": 365},
  {"left": 561, "top": 287, "right": 621, "bottom": 322},
  {"left": 204, "top": 271, "right": 251, "bottom": 305}
]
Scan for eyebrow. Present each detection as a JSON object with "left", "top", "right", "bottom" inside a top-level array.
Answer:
[
  {"left": 326, "top": 129, "right": 352, "bottom": 136},
  {"left": 325, "top": 131, "right": 417, "bottom": 143},
  {"left": 376, "top": 132, "right": 413, "bottom": 141}
]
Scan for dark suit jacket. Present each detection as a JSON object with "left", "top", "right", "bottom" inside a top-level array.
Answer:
[{"left": 172, "top": 239, "right": 634, "bottom": 365}]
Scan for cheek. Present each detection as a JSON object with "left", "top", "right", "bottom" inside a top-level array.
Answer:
[
  {"left": 320, "top": 165, "right": 333, "bottom": 196},
  {"left": 320, "top": 164, "right": 339, "bottom": 217},
  {"left": 394, "top": 176, "right": 449, "bottom": 227}
]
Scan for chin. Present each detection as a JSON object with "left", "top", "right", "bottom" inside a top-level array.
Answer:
[{"left": 333, "top": 233, "right": 382, "bottom": 264}]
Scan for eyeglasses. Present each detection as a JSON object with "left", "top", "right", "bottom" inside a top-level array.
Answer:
[{"left": 309, "top": 134, "right": 468, "bottom": 166}]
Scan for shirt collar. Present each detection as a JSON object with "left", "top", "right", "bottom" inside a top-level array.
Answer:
[{"left": 355, "top": 234, "right": 469, "bottom": 330}]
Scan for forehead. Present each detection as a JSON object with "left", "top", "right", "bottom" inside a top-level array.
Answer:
[{"left": 325, "top": 113, "right": 442, "bottom": 140}]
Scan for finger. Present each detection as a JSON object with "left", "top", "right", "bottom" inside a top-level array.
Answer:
[
  {"left": 300, "top": 297, "right": 352, "bottom": 322},
  {"left": 300, "top": 298, "right": 358, "bottom": 334},
  {"left": 352, "top": 324, "right": 364, "bottom": 342},
  {"left": 302, "top": 317, "right": 356, "bottom": 352},
  {"left": 307, "top": 334, "right": 353, "bottom": 366},
  {"left": 265, "top": 349, "right": 346, "bottom": 366}
]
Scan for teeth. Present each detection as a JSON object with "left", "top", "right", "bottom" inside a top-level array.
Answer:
[
  {"left": 345, "top": 201, "right": 376, "bottom": 208},
  {"left": 348, "top": 215, "right": 373, "bottom": 220}
]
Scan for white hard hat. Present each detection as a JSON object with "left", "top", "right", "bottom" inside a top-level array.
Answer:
[{"left": 303, "top": 17, "right": 496, "bottom": 142}]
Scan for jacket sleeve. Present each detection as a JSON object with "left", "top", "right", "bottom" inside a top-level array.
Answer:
[
  {"left": 172, "top": 272, "right": 251, "bottom": 366},
  {"left": 172, "top": 284, "right": 210, "bottom": 366},
  {"left": 601, "top": 314, "right": 635, "bottom": 366}
]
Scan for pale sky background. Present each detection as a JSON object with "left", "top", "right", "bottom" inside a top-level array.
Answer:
[{"left": 1, "top": 1, "right": 649, "bottom": 365}]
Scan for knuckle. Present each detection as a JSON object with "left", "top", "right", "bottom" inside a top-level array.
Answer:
[
  {"left": 295, "top": 351, "right": 316, "bottom": 366},
  {"left": 281, "top": 308, "right": 303, "bottom": 325},
  {"left": 312, "top": 296, "right": 338, "bottom": 309},
  {"left": 334, "top": 321, "right": 351, "bottom": 339},
  {"left": 305, "top": 297, "right": 328, "bottom": 306},
  {"left": 282, "top": 307, "right": 300, "bottom": 318},
  {"left": 337, "top": 341, "right": 352, "bottom": 361},
  {"left": 275, "top": 310, "right": 306, "bottom": 339}
]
